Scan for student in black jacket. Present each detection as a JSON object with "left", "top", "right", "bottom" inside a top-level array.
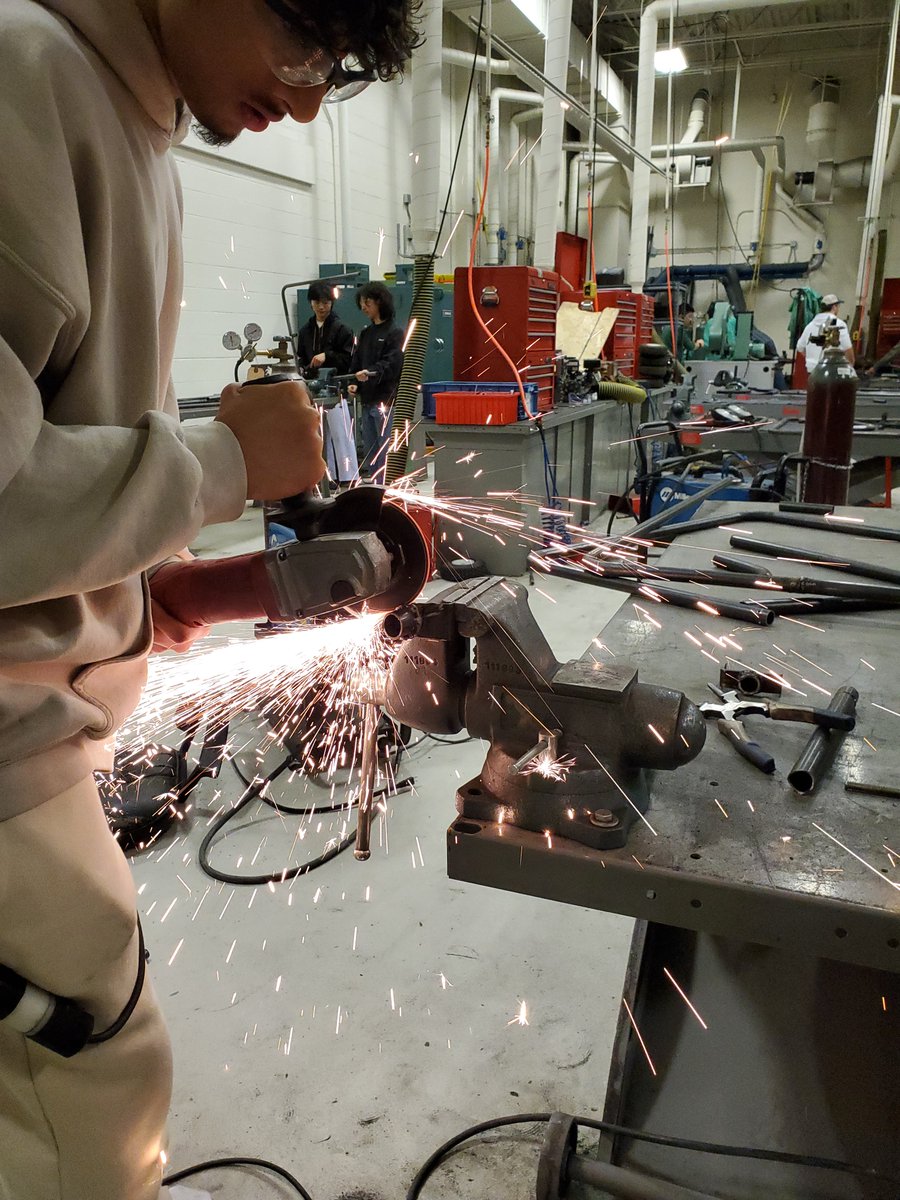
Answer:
[
  {"left": 297, "top": 280, "right": 354, "bottom": 378},
  {"left": 349, "top": 281, "right": 404, "bottom": 477}
]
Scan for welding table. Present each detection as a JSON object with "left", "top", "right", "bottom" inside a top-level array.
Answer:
[{"left": 447, "top": 502, "right": 900, "bottom": 1199}]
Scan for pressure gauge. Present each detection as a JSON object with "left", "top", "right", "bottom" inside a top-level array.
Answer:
[
  {"left": 244, "top": 322, "right": 263, "bottom": 343},
  {"left": 222, "top": 330, "right": 241, "bottom": 351}
]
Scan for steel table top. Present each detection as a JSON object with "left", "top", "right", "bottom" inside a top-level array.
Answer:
[{"left": 447, "top": 502, "right": 900, "bottom": 971}]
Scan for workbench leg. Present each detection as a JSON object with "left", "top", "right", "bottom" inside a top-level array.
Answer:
[{"left": 597, "top": 922, "right": 899, "bottom": 1199}]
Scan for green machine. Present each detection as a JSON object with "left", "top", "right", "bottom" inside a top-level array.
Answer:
[
  {"left": 694, "top": 301, "right": 765, "bottom": 360},
  {"left": 298, "top": 263, "right": 455, "bottom": 384}
]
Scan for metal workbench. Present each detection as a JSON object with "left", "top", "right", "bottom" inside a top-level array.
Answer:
[
  {"left": 447, "top": 502, "right": 900, "bottom": 1198},
  {"left": 427, "top": 396, "right": 657, "bottom": 575}
]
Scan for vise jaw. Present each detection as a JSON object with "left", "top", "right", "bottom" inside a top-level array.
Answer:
[{"left": 384, "top": 577, "right": 705, "bottom": 850}]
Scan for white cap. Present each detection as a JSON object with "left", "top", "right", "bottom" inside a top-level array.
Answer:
[{"left": 822, "top": 293, "right": 842, "bottom": 307}]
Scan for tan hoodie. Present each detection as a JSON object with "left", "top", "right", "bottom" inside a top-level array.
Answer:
[{"left": 0, "top": 0, "right": 248, "bottom": 817}]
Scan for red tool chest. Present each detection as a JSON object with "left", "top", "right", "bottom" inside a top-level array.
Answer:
[
  {"left": 597, "top": 288, "right": 654, "bottom": 377},
  {"left": 453, "top": 266, "right": 559, "bottom": 412},
  {"left": 876, "top": 277, "right": 900, "bottom": 360}
]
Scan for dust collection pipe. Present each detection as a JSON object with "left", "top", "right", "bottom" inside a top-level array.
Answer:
[
  {"left": 629, "top": 0, "right": 811, "bottom": 291},
  {"left": 801, "top": 334, "right": 858, "bottom": 505}
]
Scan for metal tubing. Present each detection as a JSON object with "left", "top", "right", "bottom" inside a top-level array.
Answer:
[
  {"left": 728, "top": 534, "right": 900, "bottom": 586},
  {"left": 787, "top": 686, "right": 859, "bottom": 795},
  {"left": 763, "top": 596, "right": 900, "bottom": 616},
  {"left": 845, "top": 779, "right": 900, "bottom": 800},
  {"left": 567, "top": 1156, "right": 722, "bottom": 1200},
  {"left": 531, "top": 559, "right": 775, "bottom": 625},
  {"left": 552, "top": 562, "right": 900, "bottom": 602},
  {"left": 614, "top": 510, "right": 900, "bottom": 547},
  {"left": 353, "top": 702, "right": 379, "bottom": 860},
  {"left": 632, "top": 477, "right": 741, "bottom": 537}
]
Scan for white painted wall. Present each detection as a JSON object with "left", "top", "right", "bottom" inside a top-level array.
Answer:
[{"left": 172, "top": 79, "right": 413, "bottom": 399}]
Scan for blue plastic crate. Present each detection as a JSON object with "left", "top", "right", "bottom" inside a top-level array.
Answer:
[{"left": 421, "top": 380, "right": 538, "bottom": 420}]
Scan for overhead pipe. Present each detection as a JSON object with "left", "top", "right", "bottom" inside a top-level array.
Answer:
[
  {"left": 487, "top": 89, "right": 542, "bottom": 263},
  {"left": 386, "top": 0, "right": 442, "bottom": 483},
  {"left": 650, "top": 135, "right": 786, "bottom": 175},
  {"left": 883, "top": 104, "right": 900, "bottom": 182},
  {"left": 511, "top": 109, "right": 541, "bottom": 262},
  {"left": 567, "top": 148, "right": 617, "bottom": 234},
  {"left": 534, "top": 0, "right": 574, "bottom": 267},
  {"left": 673, "top": 88, "right": 710, "bottom": 183},
  {"left": 854, "top": 0, "right": 900, "bottom": 323},
  {"left": 441, "top": 47, "right": 516, "bottom": 75},
  {"left": 629, "top": 0, "right": 811, "bottom": 292},
  {"left": 477, "top": 26, "right": 641, "bottom": 172}
]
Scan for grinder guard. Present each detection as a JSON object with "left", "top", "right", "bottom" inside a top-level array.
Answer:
[{"left": 384, "top": 578, "right": 706, "bottom": 850}]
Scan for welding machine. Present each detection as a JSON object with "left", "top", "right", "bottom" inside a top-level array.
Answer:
[{"left": 630, "top": 420, "right": 770, "bottom": 526}]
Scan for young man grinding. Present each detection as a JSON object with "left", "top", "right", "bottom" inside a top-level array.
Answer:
[{"left": 0, "top": 2, "right": 420, "bottom": 1197}]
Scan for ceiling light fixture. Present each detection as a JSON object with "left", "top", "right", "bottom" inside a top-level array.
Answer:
[{"left": 654, "top": 47, "right": 687, "bottom": 74}]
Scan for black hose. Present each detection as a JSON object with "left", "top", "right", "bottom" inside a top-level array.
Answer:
[
  {"left": 385, "top": 253, "right": 432, "bottom": 483},
  {"left": 788, "top": 686, "right": 859, "bottom": 795}
]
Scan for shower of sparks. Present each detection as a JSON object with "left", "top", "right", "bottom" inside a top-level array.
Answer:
[
  {"left": 663, "top": 967, "right": 708, "bottom": 1029},
  {"left": 812, "top": 823, "right": 900, "bottom": 893},
  {"left": 440, "top": 209, "right": 466, "bottom": 258},
  {"left": 401, "top": 318, "right": 418, "bottom": 353},
  {"left": 376, "top": 227, "right": 386, "bottom": 266},
  {"left": 522, "top": 750, "right": 577, "bottom": 781},
  {"left": 121, "top": 614, "right": 394, "bottom": 778},
  {"left": 622, "top": 998, "right": 657, "bottom": 1075},
  {"left": 507, "top": 1000, "right": 529, "bottom": 1026}
]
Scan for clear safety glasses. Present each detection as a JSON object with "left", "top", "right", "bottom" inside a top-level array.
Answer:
[{"left": 261, "top": 0, "right": 377, "bottom": 103}]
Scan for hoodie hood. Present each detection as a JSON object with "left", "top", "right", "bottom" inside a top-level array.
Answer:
[{"left": 40, "top": 0, "right": 185, "bottom": 140}]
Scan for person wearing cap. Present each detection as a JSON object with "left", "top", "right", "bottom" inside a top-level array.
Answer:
[{"left": 796, "top": 294, "right": 854, "bottom": 371}]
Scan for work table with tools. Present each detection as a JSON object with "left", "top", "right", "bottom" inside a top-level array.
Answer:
[
  {"left": 447, "top": 500, "right": 900, "bottom": 1198},
  {"left": 449, "top": 501, "right": 900, "bottom": 971}
]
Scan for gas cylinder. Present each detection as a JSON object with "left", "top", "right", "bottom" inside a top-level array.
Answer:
[{"left": 801, "top": 324, "right": 857, "bottom": 504}]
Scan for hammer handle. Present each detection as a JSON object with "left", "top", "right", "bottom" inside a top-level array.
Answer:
[{"left": 766, "top": 703, "right": 856, "bottom": 731}]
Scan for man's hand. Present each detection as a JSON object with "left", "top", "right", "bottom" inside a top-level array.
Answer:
[
  {"left": 311, "top": 352, "right": 326, "bottom": 368},
  {"left": 216, "top": 380, "right": 325, "bottom": 500},
  {"left": 355, "top": 370, "right": 370, "bottom": 382},
  {"left": 348, "top": 383, "right": 358, "bottom": 395},
  {"left": 866, "top": 366, "right": 876, "bottom": 376}
]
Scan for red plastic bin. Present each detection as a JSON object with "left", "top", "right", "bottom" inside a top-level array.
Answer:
[{"left": 434, "top": 391, "right": 519, "bottom": 425}]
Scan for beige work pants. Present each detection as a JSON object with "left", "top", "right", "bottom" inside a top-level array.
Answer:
[{"left": 0, "top": 776, "right": 173, "bottom": 1200}]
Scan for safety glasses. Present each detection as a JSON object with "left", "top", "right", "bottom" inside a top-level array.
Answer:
[{"left": 261, "top": 0, "right": 377, "bottom": 102}]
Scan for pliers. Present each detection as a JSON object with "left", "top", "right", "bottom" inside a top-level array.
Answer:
[{"left": 699, "top": 685, "right": 856, "bottom": 775}]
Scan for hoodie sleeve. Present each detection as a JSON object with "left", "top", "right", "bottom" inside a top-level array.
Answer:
[{"left": 0, "top": 246, "right": 247, "bottom": 608}]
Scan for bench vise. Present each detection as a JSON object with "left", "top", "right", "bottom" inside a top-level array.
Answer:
[{"left": 383, "top": 577, "right": 706, "bottom": 850}]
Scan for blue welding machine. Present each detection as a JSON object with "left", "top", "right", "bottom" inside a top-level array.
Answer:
[{"left": 647, "top": 468, "right": 753, "bottom": 524}]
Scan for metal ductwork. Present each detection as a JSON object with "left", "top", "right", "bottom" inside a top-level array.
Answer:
[
  {"left": 534, "top": 0, "right": 574, "bottom": 267},
  {"left": 629, "top": 0, "right": 812, "bottom": 291},
  {"left": 673, "top": 88, "right": 710, "bottom": 183}
]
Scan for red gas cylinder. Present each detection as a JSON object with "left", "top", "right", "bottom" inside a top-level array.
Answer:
[{"left": 801, "top": 330, "right": 857, "bottom": 505}]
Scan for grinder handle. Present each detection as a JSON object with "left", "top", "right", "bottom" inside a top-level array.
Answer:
[{"left": 241, "top": 373, "right": 324, "bottom": 515}]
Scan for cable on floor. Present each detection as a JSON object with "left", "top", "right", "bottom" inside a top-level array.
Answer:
[
  {"left": 198, "top": 755, "right": 414, "bottom": 885},
  {"left": 404, "top": 1111, "right": 900, "bottom": 1199},
  {"left": 164, "top": 1155, "right": 312, "bottom": 1200}
]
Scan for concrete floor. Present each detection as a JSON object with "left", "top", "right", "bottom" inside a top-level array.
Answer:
[{"left": 131, "top": 501, "right": 634, "bottom": 1200}]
